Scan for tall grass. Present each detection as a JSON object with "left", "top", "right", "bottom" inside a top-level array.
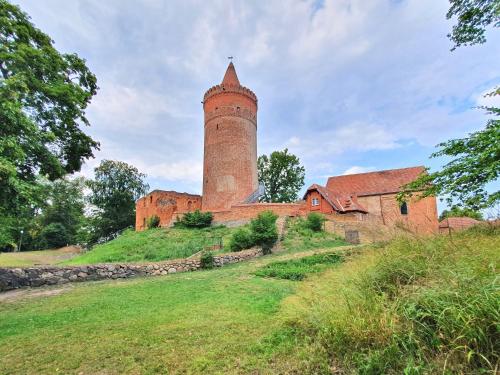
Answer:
[
  {"left": 278, "top": 225, "right": 500, "bottom": 374},
  {"left": 255, "top": 252, "right": 343, "bottom": 280},
  {"left": 282, "top": 217, "right": 346, "bottom": 252}
]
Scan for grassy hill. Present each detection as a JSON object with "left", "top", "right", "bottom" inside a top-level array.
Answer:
[
  {"left": 0, "top": 225, "right": 497, "bottom": 374},
  {"left": 64, "top": 226, "right": 236, "bottom": 265},
  {"left": 64, "top": 219, "right": 347, "bottom": 265}
]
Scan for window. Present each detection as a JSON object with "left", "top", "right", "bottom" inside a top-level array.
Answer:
[
  {"left": 188, "top": 201, "right": 192, "bottom": 211},
  {"left": 312, "top": 198, "right": 320, "bottom": 206},
  {"left": 143, "top": 218, "right": 146, "bottom": 228},
  {"left": 150, "top": 196, "right": 153, "bottom": 204},
  {"left": 400, "top": 202, "right": 408, "bottom": 215}
]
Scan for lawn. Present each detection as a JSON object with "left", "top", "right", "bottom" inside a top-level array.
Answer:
[
  {"left": 64, "top": 226, "right": 236, "bottom": 265},
  {"left": 0, "top": 225, "right": 497, "bottom": 374},
  {"left": 0, "top": 245, "right": 350, "bottom": 374},
  {"left": 0, "top": 246, "right": 81, "bottom": 267}
]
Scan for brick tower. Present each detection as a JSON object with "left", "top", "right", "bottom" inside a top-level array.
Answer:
[{"left": 202, "top": 62, "right": 258, "bottom": 211}]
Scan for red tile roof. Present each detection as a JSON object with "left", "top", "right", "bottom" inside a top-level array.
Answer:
[
  {"left": 326, "top": 166, "right": 425, "bottom": 196},
  {"left": 304, "top": 184, "right": 368, "bottom": 213},
  {"left": 439, "top": 217, "right": 480, "bottom": 229}
]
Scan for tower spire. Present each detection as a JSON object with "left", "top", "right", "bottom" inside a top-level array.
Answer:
[{"left": 221, "top": 61, "right": 240, "bottom": 86}]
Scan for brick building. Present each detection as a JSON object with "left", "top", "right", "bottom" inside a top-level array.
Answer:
[
  {"left": 439, "top": 217, "right": 480, "bottom": 234},
  {"left": 304, "top": 167, "right": 438, "bottom": 234},
  {"left": 136, "top": 63, "right": 438, "bottom": 234}
]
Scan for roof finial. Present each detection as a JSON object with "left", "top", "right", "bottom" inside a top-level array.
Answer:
[{"left": 228, "top": 56, "right": 233, "bottom": 61}]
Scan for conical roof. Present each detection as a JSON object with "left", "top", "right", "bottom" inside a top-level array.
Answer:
[{"left": 221, "top": 62, "right": 240, "bottom": 86}]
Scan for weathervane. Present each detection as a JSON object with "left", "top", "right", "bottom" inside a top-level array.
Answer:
[{"left": 228, "top": 56, "right": 234, "bottom": 61}]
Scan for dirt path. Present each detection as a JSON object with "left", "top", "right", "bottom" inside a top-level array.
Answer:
[{"left": 0, "top": 284, "right": 75, "bottom": 303}]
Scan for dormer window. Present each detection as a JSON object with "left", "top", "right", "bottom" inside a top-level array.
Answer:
[
  {"left": 312, "top": 198, "right": 320, "bottom": 206},
  {"left": 400, "top": 202, "right": 408, "bottom": 215}
]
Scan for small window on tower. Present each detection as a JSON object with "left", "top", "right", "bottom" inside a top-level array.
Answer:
[
  {"left": 400, "top": 202, "right": 408, "bottom": 215},
  {"left": 150, "top": 196, "right": 153, "bottom": 204},
  {"left": 217, "top": 124, "right": 219, "bottom": 130}
]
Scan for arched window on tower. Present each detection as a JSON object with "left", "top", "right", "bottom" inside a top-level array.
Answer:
[
  {"left": 150, "top": 196, "right": 153, "bottom": 205},
  {"left": 400, "top": 202, "right": 408, "bottom": 215}
]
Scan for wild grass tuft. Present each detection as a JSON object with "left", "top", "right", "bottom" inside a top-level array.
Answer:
[
  {"left": 255, "top": 252, "right": 343, "bottom": 280},
  {"left": 282, "top": 218, "right": 346, "bottom": 252}
]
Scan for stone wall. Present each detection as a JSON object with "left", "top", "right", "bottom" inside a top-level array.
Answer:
[{"left": 0, "top": 248, "right": 262, "bottom": 293}]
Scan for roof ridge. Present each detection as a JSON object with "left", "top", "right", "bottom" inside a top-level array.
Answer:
[{"left": 329, "top": 165, "right": 425, "bottom": 179}]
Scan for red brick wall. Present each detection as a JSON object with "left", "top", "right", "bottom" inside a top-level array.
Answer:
[
  {"left": 357, "top": 193, "right": 438, "bottom": 234},
  {"left": 135, "top": 191, "right": 202, "bottom": 231},
  {"left": 202, "top": 87, "right": 258, "bottom": 211},
  {"left": 209, "top": 202, "right": 307, "bottom": 224}
]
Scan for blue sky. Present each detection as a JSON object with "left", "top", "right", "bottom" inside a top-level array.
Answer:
[{"left": 16, "top": 0, "right": 500, "bottom": 212}]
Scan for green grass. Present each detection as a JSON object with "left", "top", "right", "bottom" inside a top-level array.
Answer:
[
  {"left": 64, "top": 226, "right": 236, "bottom": 265},
  {"left": 0, "top": 247, "right": 350, "bottom": 375},
  {"left": 276, "top": 225, "right": 500, "bottom": 374},
  {"left": 255, "top": 252, "right": 344, "bottom": 280},
  {"left": 282, "top": 217, "right": 347, "bottom": 252},
  {"left": 1, "top": 224, "right": 496, "bottom": 374},
  {"left": 0, "top": 246, "right": 81, "bottom": 267}
]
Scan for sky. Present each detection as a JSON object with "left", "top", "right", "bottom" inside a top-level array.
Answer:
[{"left": 15, "top": 0, "right": 500, "bottom": 212}]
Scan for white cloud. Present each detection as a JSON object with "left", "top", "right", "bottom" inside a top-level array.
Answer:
[
  {"left": 342, "top": 166, "right": 376, "bottom": 175},
  {"left": 15, "top": 0, "right": 500, "bottom": 196}
]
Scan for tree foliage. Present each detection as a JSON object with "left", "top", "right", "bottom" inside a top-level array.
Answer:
[
  {"left": 400, "top": 109, "right": 499, "bottom": 209},
  {"left": 447, "top": 0, "right": 500, "bottom": 50},
  {"left": 0, "top": 0, "right": 99, "bottom": 219},
  {"left": 40, "top": 177, "right": 86, "bottom": 243},
  {"left": 439, "top": 206, "right": 484, "bottom": 221},
  {"left": 400, "top": 1, "right": 499, "bottom": 210},
  {"left": 178, "top": 210, "right": 213, "bottom": 228},
  {"left": 257, "top": 148, "right": 305, "bottom": 203},
  {"left": 87, "top": 160, "right": 149, "bottom": 243}
]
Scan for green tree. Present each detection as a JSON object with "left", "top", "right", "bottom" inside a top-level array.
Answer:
[
  {"left": 447, "top": 0, "right": 500, "bottom": 50},
  {"left": 257, "top": 149, "right": 305, "bottom": 203},
  {"left": 0, "top": 1, "right": 98, "bottom": 246},
  {"left": 400, "top": 1, "right": 499, "bottom": 210},
  {"left": 87, "top": 160, "right": 149, "bottom": 243},
  {"left": 38, "top": 177, "right": 87, "bottom": 246},
  {"left": 439, "top": 206, "right": 484, "bottom": 221}
]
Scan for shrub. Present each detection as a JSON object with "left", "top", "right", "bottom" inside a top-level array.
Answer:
[
  {"left": 200, "top": 251, "right": 214, "bottom": 269},
  {"left": 229, "top": 227, "right": 255, "bottom": 251},
  {"left": 255, "top": 252, "right": 343, "bottom": 280},
  {"left": 305, "top": 212, "right": 325, "bottom": 232},
  {"left": 146, "top": 215, "right": 160, "bottom": 229},
  {"left": 250, "top": 210, "right": 278, "bottom": 254},
  {"left": 180, "top": 210, "right": 213, "bottom": 228},
  {"left": 38, "top": 222, "right": 70, "bottom": 249}
]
